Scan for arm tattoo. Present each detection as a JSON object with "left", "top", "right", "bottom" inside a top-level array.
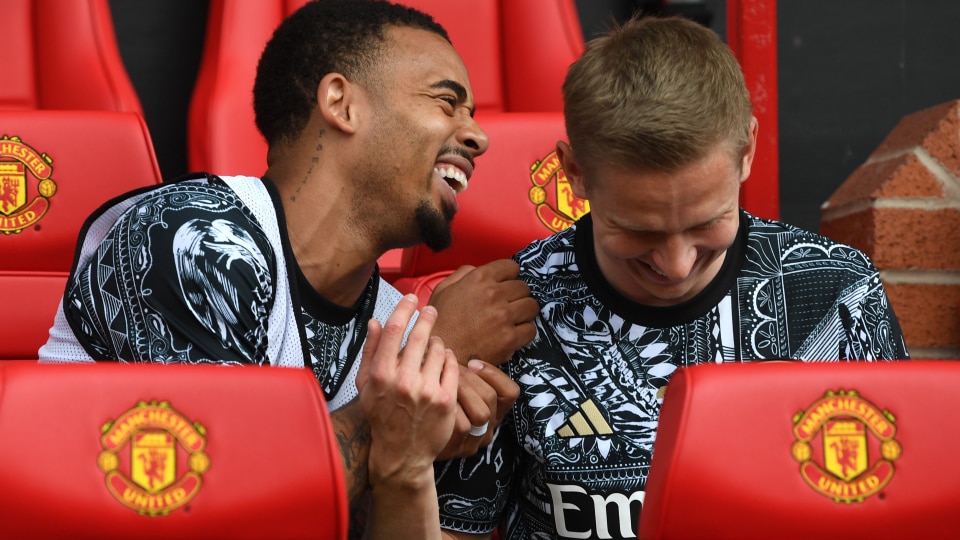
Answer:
[
  {"left": 332, "top": 399, "right": 372, "bottom": 537},
  {"left": 347, "top": 493, "right": 370, "bottom": 540}
]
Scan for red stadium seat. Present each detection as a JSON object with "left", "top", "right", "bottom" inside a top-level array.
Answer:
[
  {"left": 640, "top": 361, "right": 960, "bottom": 540},
  {"left": 399, "top": 0, "right": 584, "bottom": 113},
  {"left": 0, "top": 110, "right": 163, "bottom": 359},
  {"left": 392, "top": 112, "right": 579, "bottom": 305},
  {"left": 0, "top": 361, "right": 347, "bottom": 539},
  {"left": 2, "top": 0, "right": 143, "bottom": 114},
  {"left": 187, "top": 0, "right": 305, "bottom": 178},
  {"left": 186, "top": 0, "right": 583, "bottom": 281}
]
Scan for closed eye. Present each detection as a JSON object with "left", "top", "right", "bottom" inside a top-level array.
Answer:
[
  {"left": 431, "top": 79, "right": 474, "bottom": 117},
  {"left": 693, "top": 221, "right": 718, "bottom": 231}
]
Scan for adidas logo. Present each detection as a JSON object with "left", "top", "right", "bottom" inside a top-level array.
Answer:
[{"left": 557, "top": 398, "right": 613, "bottom": 437}]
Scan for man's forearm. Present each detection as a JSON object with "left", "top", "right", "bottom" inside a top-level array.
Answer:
[
  {"left": 365, "top": 476, "right": 443, "bottom": 540},
  {"left": 333, "top": 395, "right": 448, "bottom": 540},
  {"left": 331, "top": 400, "right": 372, "bottom": 536}
]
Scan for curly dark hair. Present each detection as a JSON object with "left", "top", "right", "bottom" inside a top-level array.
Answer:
[{"left": 253, "top": 0, "right": 449, "bottom": 147}]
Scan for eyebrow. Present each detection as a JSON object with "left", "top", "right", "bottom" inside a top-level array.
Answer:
[
  {"left": 625, "top": 208, "right": 734, "bottom": 234},
  {"left": 431, "top": 79, "right": 474, "bottom": 117},
  {"left": 689, "top": 208, "right": 737, "bottom": 230}
]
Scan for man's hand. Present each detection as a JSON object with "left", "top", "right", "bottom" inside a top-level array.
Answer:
[
  {"left": 356, "top": 294, "right": 459, "bottom": 488},
  {"left": 427, "top": 258, "right": 535, "bottom": 459},
  {"left": 436, "top": 359, "right": 520, "bottom": 460},
  {"left": 429, "top": 259, "right": 539, "bottom": 366}
]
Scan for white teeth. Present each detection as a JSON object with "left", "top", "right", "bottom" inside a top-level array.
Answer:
[
  {"left": 435, "top": 165, "right": 468, "bottom": 193},
  {"left": 653, "top": 267, "right": 665, "bottom": 276}
]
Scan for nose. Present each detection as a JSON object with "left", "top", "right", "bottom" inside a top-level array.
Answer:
[
  {"left": 650, "top": 235, "right": 698, "bottom": 281},
  {"left": 459, "top": 116, "right": 489, "bottom": 157}
]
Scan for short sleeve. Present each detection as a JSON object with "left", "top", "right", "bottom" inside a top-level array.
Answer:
[{"left": 62, "top": 183, "right": 276, "bottom": 364}]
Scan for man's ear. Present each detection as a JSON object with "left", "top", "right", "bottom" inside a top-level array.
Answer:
[
  {"left": 739, "top": 116, "right": 759, "bottom": 183},
  {"left": 557, "top": 140, "right": 588, "bottom": 199},
  {"left": 317, "top": 73, "right": 357, "bottom": 135}
]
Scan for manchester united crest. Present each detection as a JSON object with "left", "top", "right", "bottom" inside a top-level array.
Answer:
[
  {"left": 0, "top": 135, "right": 57, "bottom": 234},
  {"left": 791, "top": 390, "right": 901, "bottom": 503},
  {"left": 528, "top": 150, "right": 589, "bottom": 233},
  {"left": 98, "top": 401, "right": 210, "bottom": 516}
]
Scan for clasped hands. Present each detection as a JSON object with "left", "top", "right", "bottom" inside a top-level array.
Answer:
[{"left": 356, "top": 259, "right": 538, "bottom": 485}]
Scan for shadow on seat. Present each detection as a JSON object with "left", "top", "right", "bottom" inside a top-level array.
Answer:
[
  {"left": 0, "top": 362, "right": 347, "bottom": 539},
  {"left": 640, "top": 360, "right": 960, "bottom": 540},
  {"left": 3, "top": 0, "right": 143, "bottom": 113}
]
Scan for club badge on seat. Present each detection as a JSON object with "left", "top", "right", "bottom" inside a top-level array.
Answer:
[
  {"left": 792, "top": 390, "right": 901, "bottom": 503},
  {"left": 0, "top": 135, "right": 57, "bottom": 234},
  {"left": 98, "top": 400, "right": 210, "bottom": 516},
  {"left": 528, "top": 150, "right": 589, "bottom": 233}
]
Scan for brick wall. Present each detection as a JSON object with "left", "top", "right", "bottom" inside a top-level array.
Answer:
[{"left": 821, "top": 100, "right": 960, "bottom": 359}]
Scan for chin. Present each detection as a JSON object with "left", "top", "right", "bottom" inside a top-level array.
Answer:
[{"left": 415, "top": 201, "right": 453, "bottom": 252}]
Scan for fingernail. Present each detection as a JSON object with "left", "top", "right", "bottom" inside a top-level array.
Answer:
[
  {"left": 468, "top": 359, "right": 484, "bottom": 371},
  {"left": 421, "top": 305, "right": 437, "bottom": 316},
  {"left": 404, "top": 294, "right": 418, "bottom": 303}
]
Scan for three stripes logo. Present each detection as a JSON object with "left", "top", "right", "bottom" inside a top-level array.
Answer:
[{"left": 557, "top": 399, "right": 613, "bottom": 438}]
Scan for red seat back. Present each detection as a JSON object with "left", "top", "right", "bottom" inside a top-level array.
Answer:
[
  {"left": 187, "top": 0, "right": 298, "bottom": 177},
  {"left": 640, "top": 361, "right": 960, "bottom": 540},
  {"left": 399, "top": 0, "right": 584, "bottom": 113},
  {"left": 0, "top": 110, "right": 162, "bottom": 359},
  {"left": 393, "top": 112, "right": 581, "bottom": 302},
  {"left": 2, "top": 0, "right": 143, "bottom": 114},
  {"left": 0, "top": 362, "right": 347, "bottom": 539},
  {"left": 498, "top": 0, "right": 584, "bottom": 112},
  {"left": 399, "top": 0, "right": 504, "bottom": 113}
]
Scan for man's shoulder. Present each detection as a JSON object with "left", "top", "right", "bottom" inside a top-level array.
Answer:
[
  {"left": 742, "top": 211, "right": 879, "bottom": 273},
  {"left": 85, "top": 174, "right": 278, "bottom": 275},
  {"left": 123, "top": 175, "right": 269, "bottom": 227},
  {"left": 513, "top": 225, "right": 582, "bottom": 303},
  {"left": 744, "top": 212, "right": 844, "bottom": 246},
  {"left": 137, "top": 174, "right": 246, "bottom": 203},
  {"left": 514, "top": 224, "right": 577, "bottom": 264}
]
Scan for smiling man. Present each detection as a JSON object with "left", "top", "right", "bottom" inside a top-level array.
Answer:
[
  {"left": 435, "top": 14, "right": 909, "bottom": 540},
  {"left": 38, "top": 1, "right": 539, "bottom": 539}
]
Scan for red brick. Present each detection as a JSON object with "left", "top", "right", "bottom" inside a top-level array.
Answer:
[
  {"left": 825, "top": 153, "right": 946, "bottom": 209},
  {"left": 820, "top": 212, "right": 873, "bottom": 256},
  {"left": 871, "top": 100, "right": 960, "bottom": 176},
  {"left": 821, "top": 207, "right": 960, "bottom": 270},
  {"left": 884, "top": 283, "right": 960, "bottom": 349}
]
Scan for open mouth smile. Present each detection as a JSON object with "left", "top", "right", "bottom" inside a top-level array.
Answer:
[{"left": 435, "top": 164, "right": 468, "bottom": 193}]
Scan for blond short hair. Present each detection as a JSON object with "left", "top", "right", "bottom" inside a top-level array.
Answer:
[{"left": 562, "top": 15, "right": 753, "bottom": 174}]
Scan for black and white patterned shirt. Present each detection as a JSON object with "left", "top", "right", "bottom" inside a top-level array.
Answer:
[
  {"left": 435, "top": 211, "right": 908, "bottom": 540},
  {"left": 41, "top": 175, "right": 400, "bottom": 410}
]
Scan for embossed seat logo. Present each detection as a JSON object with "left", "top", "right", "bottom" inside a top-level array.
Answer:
[
  {"left": 0, "top": 135, "right": 57, "bottom": 234},
  {"left": 528, "top": 150, "right": 589, "bottom": 233},
  {"left": 98, "top": 401, "right": 210, "bottom": 516},
  {"left": 791, "top": 390, "right": 901, "bottom": 503}
]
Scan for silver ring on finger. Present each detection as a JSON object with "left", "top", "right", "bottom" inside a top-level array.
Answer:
[{"left": 469, "top": 421, "right": 489, "bottom": 437}]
